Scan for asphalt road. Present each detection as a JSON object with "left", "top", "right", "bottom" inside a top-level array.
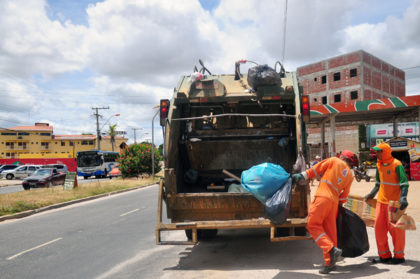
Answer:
[{"left": 1, "top": 184, "right": 420, "bottom": 278}]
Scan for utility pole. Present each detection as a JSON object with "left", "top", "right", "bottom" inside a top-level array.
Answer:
[
  {"left": 132, "top": 127, "right": 142, "bottom": 144},
  {"left": 92, "top": 106, "right": 109, "bottom": 150}
]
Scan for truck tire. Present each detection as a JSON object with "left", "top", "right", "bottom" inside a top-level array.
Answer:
[
  {"left": 355, "top": 175, "right": 361, "bottom": 182},
  {"left": 6, "top": 173, "right": 13, "bottom": 180},
  {"left": 185, "top": 229, "right": 218, "bottom": 240},
  {"left": 23, "top": 185, "right": 30, "bottom": 190},
  {"left": 365, "top": 176, "right": 371, "bottom": 182}
]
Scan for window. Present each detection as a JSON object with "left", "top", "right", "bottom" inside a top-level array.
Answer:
[
  {"left": 40, "top": 133, "right": 51, "bottom": 136},
  {"left": 1, "top": 132, "right": 17, "bottom": 136},
  {"left": 321, "top": 75, "right": 327, "bottom": 84},
  {"left": 351, "top": 91, "right": 358, "bottom": 100},
  {"left": 314, "top": 77, "right": 318, "bottom": 82},
  {"left": 322, "top": 96, "right": 327, "bottom": 104},
  {"left": 313, "top": 98, "right": 318, "bottom": 103},
  {"left": 70, "top": 141, "right": 74, "bottom": 146},
  {"left": 18, "top": 132, "right": 29, "bottom": 136},
  {"left": 55, "top": 142, "right": 57, "bottom": 144},
  {"left": 334, "top": 94, "right": 341, "bottom": 103},
  {"left": 89, "top": 141, "right": 94, "bottom": 145},
  {"left": 350, "top": 68, "right": 357, "bottom": 77},
  {"left": 61, "top": 141, "right": 65, "bottom": 146},
  {"left": 333, "top": 72, "right": 341, "bottom": 81},
  {"left": 81, "top": 140, "right": 89, "bottom": 145}
]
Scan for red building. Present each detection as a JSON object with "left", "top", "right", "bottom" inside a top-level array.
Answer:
[{"left": 297, "top": 50, "right": 405, "bottom": 106}]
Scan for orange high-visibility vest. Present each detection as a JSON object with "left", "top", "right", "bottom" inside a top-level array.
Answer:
[
  {"left": 306, "top": 157, "right": 354, "bottom": 204},
  {"left": 377, "top": 159, "right": 403, "bottom": 204}
]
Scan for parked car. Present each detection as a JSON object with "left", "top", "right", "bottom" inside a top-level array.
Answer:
[
  {"left": 0, "top": 164, "right": 19, "bottom": 174},
  {"left": 41, "top": 164, "right": 69, "bottom": 174},
  {"left": 109, "top": 165, "right": 121, "bottom": 178},
  {"left": 0, "top": 165, "right": 40, "bottom": 180},
  {"left": 22, "top": 168, "right": 66, "bottom": 190}
]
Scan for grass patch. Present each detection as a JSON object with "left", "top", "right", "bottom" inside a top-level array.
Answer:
[{"left": 0, "top": 176, "right": 161, "bottom": 217}]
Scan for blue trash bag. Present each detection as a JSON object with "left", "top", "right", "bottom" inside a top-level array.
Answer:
[
  {"left": 264, "top": 177, "right": 292, "bottom": 225},
  {"left": 241, "top": 163, "right": 290, "bottom": 203}
]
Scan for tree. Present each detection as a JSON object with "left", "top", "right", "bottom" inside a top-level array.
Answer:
[
  {"left": 108, "top": 124, "right": 117, "bottom": 151},
  {"left": 117, "top": 143, "right": 162, "bottom": 177}
]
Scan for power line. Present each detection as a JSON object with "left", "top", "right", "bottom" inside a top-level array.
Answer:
[{"left": 402, "top": 65, "right": 420, "bottom": 70}]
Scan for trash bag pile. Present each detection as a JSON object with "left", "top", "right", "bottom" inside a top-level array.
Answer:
[
  {"left": 247, "top": 65, "right": 282, "bottom": 89},
  {"left": 241, "top": 163, "right": 292, "bottom": 224}
]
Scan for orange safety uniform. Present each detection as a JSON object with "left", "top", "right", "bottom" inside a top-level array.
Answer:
[
  {"left": 373, "top": 143, "right": 408, "bottom": 260},
  {"left": 304, "top": 157, "right": 354, "bottom": 266}
]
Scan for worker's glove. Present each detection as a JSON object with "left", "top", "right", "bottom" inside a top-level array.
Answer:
[
  {"left": 364, "top": 185, "right": 379, "bottom": 202},
  {"left": 399, "top": 187, "right": 409, "bottom": 210},
  {"left": 292, "top": 173, "right": 304, "bottom": 184}
]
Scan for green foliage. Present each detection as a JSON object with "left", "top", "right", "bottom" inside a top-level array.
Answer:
[{"left": 117, "top": 143, "right": 162, "bottom": 177}]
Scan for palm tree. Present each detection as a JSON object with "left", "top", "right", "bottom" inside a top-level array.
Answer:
[{"left": 108, "top": 124, "right": 117, "bottom": 151}]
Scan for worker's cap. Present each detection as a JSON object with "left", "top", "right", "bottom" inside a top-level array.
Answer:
[
  {"left": 315, "top": 155, "right": 321, "bottom": 159},
  {"left": 340, "top": 150, "right": 359, "bottom": 167},
  {"left": 371, "top": 146, "right": 382, "bottom": 151}
]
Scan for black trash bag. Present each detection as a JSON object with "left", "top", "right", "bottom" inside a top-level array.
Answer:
[
  {"left": 264, "top": 178, "right": 292, "bottom": 225},
  {"left": 247, "top": 64, "right": 282, "bottom": 89},
  {"left": 336, "top": 205, "right": 369, "bottom": 257}
]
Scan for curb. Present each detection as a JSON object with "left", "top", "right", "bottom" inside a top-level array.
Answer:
[{"left": 0, "top": 182, "right": 156, "bottom": 222}]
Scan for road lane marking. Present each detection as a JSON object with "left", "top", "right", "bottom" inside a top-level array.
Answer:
[
  {"left": 120, "top": 208, "right": 140, "bottom": 217},
  {"left": 7, "top": 237, "right": 63, "bottom": 260}
]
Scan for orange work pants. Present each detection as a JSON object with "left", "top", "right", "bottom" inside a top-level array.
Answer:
[
  {"left": 375, "top": 202, "right": 405, "bottom": 259},
  {"left": 307, "top": 196, "right": 338, "bottom": 266}
]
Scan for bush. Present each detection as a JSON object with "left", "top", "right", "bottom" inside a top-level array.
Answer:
[{"left": 118, "top": 143, "right": 162, "bottom": 178}]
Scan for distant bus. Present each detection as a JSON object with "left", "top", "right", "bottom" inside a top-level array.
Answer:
[{"left": 77, "top": 150, "right": 119, "bottom": 179}]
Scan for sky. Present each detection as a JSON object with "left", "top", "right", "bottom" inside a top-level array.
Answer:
[{"left": 0, "top": 0, "right": 419, "bottom": 146}]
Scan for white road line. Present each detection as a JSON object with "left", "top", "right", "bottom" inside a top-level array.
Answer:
[
  {"left": 120, "top": 208, "right": 140, "bottom": 217},
  {"left": 7, "top": 237, "right": 63, "bottom": 260}
]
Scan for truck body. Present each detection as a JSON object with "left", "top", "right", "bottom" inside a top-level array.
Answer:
[{"left": 156, "top": 62, "right": 311, "bottom": 244}]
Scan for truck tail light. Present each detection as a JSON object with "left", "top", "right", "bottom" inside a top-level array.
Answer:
[
  {"left": 301, "top": 95, "right": 310, "bottom": 122},
  {"left": 160, "top": 99, "right": 170, "bottom": 126}
]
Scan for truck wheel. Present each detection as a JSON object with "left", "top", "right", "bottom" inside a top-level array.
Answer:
[
  {"left": 23, "top": 185, "right": 30, "bottom": 190},
  {"left": 6, "top": 174, "right": 13, "bottom": 180},
  {"left": 355, "top": 175, "right": 361, "bottom": 182},
  {"left": 365, "top": 176, "right": 371, "bottom": 182},
  {"left": 83, "top": 176, "right": 88, "bottom": 180}
]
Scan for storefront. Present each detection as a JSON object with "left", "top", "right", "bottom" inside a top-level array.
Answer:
[{"left": 385, "top": 137, "right": 420, "bottom": 181}]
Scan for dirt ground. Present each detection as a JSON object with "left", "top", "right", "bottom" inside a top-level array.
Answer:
[{"left": 311, "top": 178, "right": 420, "bottom": 221}]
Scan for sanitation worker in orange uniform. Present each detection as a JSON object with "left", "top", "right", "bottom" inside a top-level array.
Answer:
[
  {"left": 292, "top": 150, "right": 358, "bottom": 274},
  {"left": 365, "top": 142, "right": 409, "bottom": 264}
]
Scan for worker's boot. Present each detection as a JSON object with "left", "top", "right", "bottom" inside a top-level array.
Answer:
[
  {"left": 391, "top": 257, "right": 405, "bottom": 264},
  {"left": 372, "top": 257, "right": 392, "bottom": 264},
  {"left": 319, "top": 264, "right": 336, "bottom": 274},
  {"left": 329, "top": 247, "right": 342, "bottom": 267}
]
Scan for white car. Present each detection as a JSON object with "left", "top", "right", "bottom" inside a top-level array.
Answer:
[{"left": 0, "top": 165, "right": 40, "bottom": 180}]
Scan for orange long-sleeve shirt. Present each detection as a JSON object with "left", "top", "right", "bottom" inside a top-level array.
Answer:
[{"left": 304, "top": 157, "right": 354, "bottom": 204}]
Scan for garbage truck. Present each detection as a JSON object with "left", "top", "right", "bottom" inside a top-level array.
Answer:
[{"left": 156, "top": 60, "right": 311, "bottom": 244}]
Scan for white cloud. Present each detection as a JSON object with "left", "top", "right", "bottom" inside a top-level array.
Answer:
[
  {"left": 85, "top": 0, "right": 222, "bottom": 86},
  {"left": 0, "top": 0, "right": 88, "bottom": 77}
]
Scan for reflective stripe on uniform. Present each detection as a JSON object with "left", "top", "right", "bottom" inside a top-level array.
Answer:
[
  {"left": 314, "top": 232, "right": 326, "bottom": 243},
  {"left": 320, "top": 179, "right": 339, "bottom": 194},
  {"left": 394, "top": 250, "right": 404, "bottom": 254},
  {"left": 311, "top": 166, "right": 319, "bottom": 177},
  {"left": 379, "top": 250, "right": 390, "bottom": 255},
  {"left": 381, "top": 181, "right": 402, "bottom": 186}
]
